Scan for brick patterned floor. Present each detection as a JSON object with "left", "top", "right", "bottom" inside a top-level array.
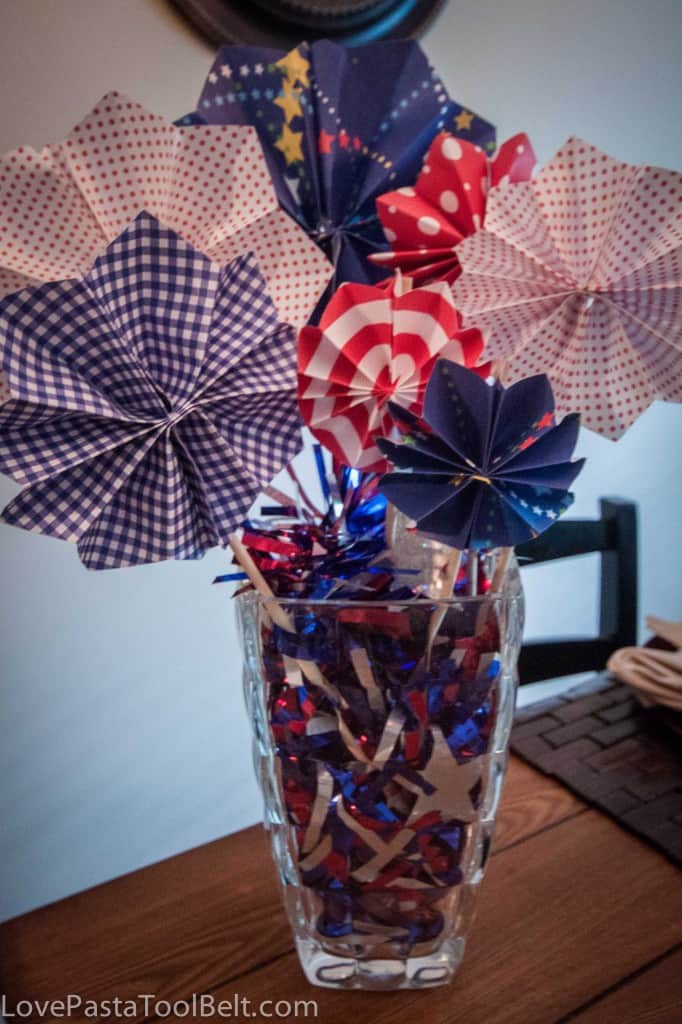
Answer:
[{"left": 511, "top": 673, "right": 682, "bottom": 865}]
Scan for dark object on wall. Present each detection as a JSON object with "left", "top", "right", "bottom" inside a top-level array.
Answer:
[
  {"left": 516, "top": 497, "right": 638, "bottom": 684},
  {"left": 170, "top": 0, "right": 447, "bottom": 47}
]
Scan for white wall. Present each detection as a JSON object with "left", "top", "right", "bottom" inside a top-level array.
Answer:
[{"left": 1, "top": 0, "right": 681, "bottom": 922}]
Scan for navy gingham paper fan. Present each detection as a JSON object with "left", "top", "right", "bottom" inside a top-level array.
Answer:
[
  {"left": 0, "top": 212, "right": 303, "bottom": 569},
  {"left": 378, "top": 359, "right": 585, "bottom": 549},
  {"left": 191, "top": 40, "right": 496, "bottom": 310}
]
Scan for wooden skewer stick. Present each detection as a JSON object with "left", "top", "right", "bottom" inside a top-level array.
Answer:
[
  {"left": 468, "top": 549, "right": 479, "bottom": 596},
  {"left": 229, "top": 532, "right": 346, "bottom": 703},
  {"left": 474, "top": 545, "right": 514, "bottom": 634},
  {"left": 490, "top": 546, "right": 514, "bottom": 594},
  {"left": 425, "top": 547, "right": 462, "bottom": 670},
  {"left": 492, "top": 358, "right": 510, "bottom": 386},
  {"left": 383, "top": 276, "right": 414, "bottom": 547},
  {"left": 393, "top": 272, "right": 414, "bottom": 297},
  {"left": 285, "top": 464, "right": 324, "bottom": 519},
  {"left": 228, "top": 532, "right": 294, "bottom": 633},
  {"left": 382, "top": 274, "right": 414, "bottom": 551},
  {"left": 385, "top": 501, "right": 401, "bottom": 549}
]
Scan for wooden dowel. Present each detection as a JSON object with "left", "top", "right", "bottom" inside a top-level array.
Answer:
[
  {"left": 230, "top": 532, "right": 347, "bottom": 703},
  {"left": 393, "top": 272, "right": 414, "bottom": 297},
  {"left": 285, "top": 464, "right": 324, "bottom": 519},
  {"left": 228, "top": 532, "right": 294, "bottom": 633},
  {"left": 468, "top": 549, "right": 478, "bottom": 596},
  {"left": 425, "top": 547, "right": 462, "bottom": 669},
  {"left": 385, "top": 501, "right": 400, "bottom": 548},
  {"left": 474, "top": 546, "right": 514, "bottom": 634},
  {"left": 490, "top": 546, "right": 514, "bottom": 594}
]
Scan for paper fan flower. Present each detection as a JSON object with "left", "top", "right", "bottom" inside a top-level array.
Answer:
[
  {"left": 298, "top": 278, "right": 489, "bottom": 472},
  {"left": 371, "top": 131, "right": 536, "bottom": 285},
  {"left": 378, "top": 360, "right": 585, "bottom": 550},
  {"left": 0, "top": 213, "right": 303, "bottom": 569},
  {"left": 194, "top": 40, "right": 495, "bottom": 307},
  {"left": 450, "top": 137, "right": 682, "bottom": 439},
  {"left": 0, "top": 91, "right": 331, "bottom": 330}
]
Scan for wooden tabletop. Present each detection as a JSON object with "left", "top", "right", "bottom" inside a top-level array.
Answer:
[{"left": 1, "top": 756, "right": 681, "bottom": 1023}]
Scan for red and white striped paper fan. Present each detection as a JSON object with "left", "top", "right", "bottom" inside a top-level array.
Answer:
[{"left": 298, "top": 278, "right": 489, "bottom": 471}]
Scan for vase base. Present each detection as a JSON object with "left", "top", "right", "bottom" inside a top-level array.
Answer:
[{"left": 295, "top": 936, "right": 465, "bottom": 990}]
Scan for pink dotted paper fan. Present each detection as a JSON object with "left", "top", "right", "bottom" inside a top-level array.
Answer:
[
  {"left": 298, "top": 276, "right": 490, "bottom": 472},
  {"left": 0, "top": 91, "right": 332, "bottom": 401},
  {"left": 371, "top": 131, "right": 536, "bottom": 286},
  {"left": 451, "top": 137, "right": 682, "bottom": 439}
]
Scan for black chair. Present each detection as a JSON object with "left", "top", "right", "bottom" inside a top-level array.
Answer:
[{"left": 515, "top": 497, "right": 638, "bottom": 685}]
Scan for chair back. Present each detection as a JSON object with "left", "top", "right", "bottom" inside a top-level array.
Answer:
[{"left": 515, "top": 497, "right": 638, "bottom": 684}]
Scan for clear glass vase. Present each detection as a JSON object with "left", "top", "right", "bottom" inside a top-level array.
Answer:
[{"left": 236, "top": 555, "right": 524, "bottom": 990}]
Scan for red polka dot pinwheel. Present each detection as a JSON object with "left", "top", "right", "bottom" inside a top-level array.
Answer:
[
  {"left": 451, "top": 137, "right": 682, "bottom": 439},
  {"left": 0, "top": 91, "right": 332, "bottom": 402},
  {"left": 298, "top": 277, "right": 489, "bottom": 471},
  {"left": 371, "top": 132, "right": 536, "bottom": 286}
]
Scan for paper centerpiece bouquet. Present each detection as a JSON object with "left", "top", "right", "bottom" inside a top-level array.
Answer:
[{"left": 0, "top": 37, "right": 680, "bottom": 993}]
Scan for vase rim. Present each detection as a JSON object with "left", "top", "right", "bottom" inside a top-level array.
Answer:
[{"left": 236, "top": 591, "right": 522, "bottom": 607}]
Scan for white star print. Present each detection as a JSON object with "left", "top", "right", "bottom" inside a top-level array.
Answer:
[
  {"left": 532, "top": 505, "right": 543, "bottom": 515},
  {"left": 220, "top": 64, "right": 232, "bottom": 78},
  {"left": 547, "top": 509, "right": 558, "bottom": 519},
  {"left": 208, "top": 71, "right": 218, "bottom": 84},
  {"left": 254, "top": 63, "right": 264, "bottom": 75},
  {"left": 239, "top": 64, "right": 250, "bottom": 76}
]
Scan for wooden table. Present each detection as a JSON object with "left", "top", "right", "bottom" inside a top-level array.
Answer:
[{"left": 1, "top": 756, "right": 681, "bottom": 1023}]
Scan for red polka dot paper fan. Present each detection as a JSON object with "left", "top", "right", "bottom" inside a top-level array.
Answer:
[
  {"left": 0, "top": 91, "right": 332, "bottom": 395},
  {"left": 298, "top": 277, "right": 489, "bottom": 471},
  {"left": 451, "top": 137, "right": 682, "bottom": 440},
  {"left": 371, "top": 131, "right": 536, "bottom": 285}
]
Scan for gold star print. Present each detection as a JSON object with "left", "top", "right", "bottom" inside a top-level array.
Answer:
[
  {"left": 275, "top": 80, "right": 303, "bottom": 124},
  {"left": 275, "top": 47, "right": 311, "bottom": 88},
  {"left": 275, "top": 122, "right": 304, "bottom": 165},
  {"left": 455, "top": 110, "right": 475, "bottom": 131}
]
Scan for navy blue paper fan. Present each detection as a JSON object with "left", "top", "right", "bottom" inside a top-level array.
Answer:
[
  {"left": 378, "top": 360, "right": 585, "bottom": 550},
  {"left": 190, "top": 39, "right": 496, "bottom": 313}
]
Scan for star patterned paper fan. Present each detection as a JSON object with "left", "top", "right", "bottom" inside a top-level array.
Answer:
[
  {"left": 193, "top": 39, "right": 496, "bottom": 309},
  {"left": 298, "top": 277, "right": 489, "bottom": 472},
  {"left": 451, "top": 137, "right": 682, "bottom": 439},
  {"left": 378, "top": 359, "right": 585, "bottom": 549},
  {"left": 0, "top": 91, "right": 331, "bottom": 344},
  {"left": 0, "top": 213, "right": 304, "bottom": 569},
  {"left": 371, "top": 131, "right": 536, "bottom": 285}
]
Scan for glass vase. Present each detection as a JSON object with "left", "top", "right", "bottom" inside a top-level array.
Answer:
[{"left": 236, "top": 555, "right": 523, "bottom": 990}]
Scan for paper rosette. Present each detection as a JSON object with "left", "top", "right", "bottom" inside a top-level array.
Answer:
[
  {"left": 298, "top": 278, "right": 489, "bottom": 471},
  {"left": 0, "top": 213, "right": 303, "bottom": 569},
  {"left": 194, "top": 40, "right": 496, "bottom": 305},
  {"left": 378, "top": 360, "right": 585, "bottom": 549},
  {"left": 0, "top": 91, "right": 331, "bottom": 341},
  {"left": 372, "top": 131, "right": 536, "bottom": 285},
  {"left": 451, "top": 137, "right": 682, "bottom": 439}
]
